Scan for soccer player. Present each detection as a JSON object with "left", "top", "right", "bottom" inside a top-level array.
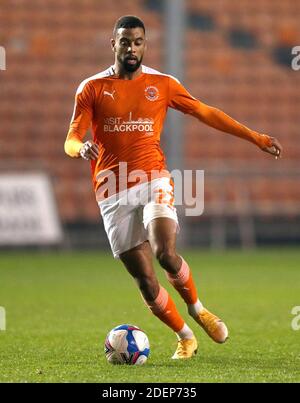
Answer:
[{"left": 64, "top": 16, "right": 282, "bottom": 359}]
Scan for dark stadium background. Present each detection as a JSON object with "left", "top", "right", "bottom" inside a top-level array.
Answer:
[{"left": 1, "top": 0, "right": 299, "bottom": 250}]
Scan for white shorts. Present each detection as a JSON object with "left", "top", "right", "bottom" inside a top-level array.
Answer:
[{"left": 98, "top": 177, "right": 179, "bottom": 258}]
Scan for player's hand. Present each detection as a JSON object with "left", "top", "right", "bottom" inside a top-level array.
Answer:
[
  {"left": 79, "top": 141, "right": 99, "bottom": 161},
  {"left": 260, "top": 135, "right": 283, "bottom": 159}
]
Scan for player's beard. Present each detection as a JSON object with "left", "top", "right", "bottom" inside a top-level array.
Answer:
[{"left": 119, "top": 55, "right": 143, "bottom": 73}]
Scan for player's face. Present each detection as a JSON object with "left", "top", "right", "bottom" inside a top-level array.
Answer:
[{"left": 112, "top": 27, "right": 146, "bottom": 72}]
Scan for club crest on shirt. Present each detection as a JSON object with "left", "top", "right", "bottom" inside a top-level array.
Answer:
[{"left": 145, "top": 86, "right": 159, "bottom": 101}]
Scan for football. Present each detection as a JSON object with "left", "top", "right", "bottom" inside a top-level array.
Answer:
[{"left": 104, "top": 324, "right": 150, "bottom": 365}]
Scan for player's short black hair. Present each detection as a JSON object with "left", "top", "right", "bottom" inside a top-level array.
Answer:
[{"left": 113, "top": 15, "right": 145, "bottom": 36}]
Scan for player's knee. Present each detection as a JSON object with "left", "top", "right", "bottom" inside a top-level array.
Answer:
[{"left": 156, "top": 248, "right": 177, "bottom": 271}]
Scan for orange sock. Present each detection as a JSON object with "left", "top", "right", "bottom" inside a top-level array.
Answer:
[
  {"left": 144, "top": 286, "right": 185, "bottom": 332},
  {"left": 166, "top": 257, "right": 198, "bottom": 305}
]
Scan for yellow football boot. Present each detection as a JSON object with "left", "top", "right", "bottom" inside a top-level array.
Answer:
[
  {"left": 171, "top": 336, "right": 198, "bottom": 359},
  {"left": 195, "top": 308, "right": 228, "bottom": 344}
]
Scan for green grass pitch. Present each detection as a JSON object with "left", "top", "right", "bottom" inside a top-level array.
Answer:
[{"left": 0, "top": 249, "right": 300, "bottom": 383}]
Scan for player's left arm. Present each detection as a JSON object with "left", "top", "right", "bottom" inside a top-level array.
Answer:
[
  {"left": 168, "top": 77, "right": 283, "bottom": 159},
  {"left": 194, "top": 102, "right": 283, "bottom": 158}
]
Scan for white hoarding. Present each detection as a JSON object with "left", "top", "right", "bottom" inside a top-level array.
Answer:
[{"left": 0, "top": 173, "right": 63, "bottom": 245}]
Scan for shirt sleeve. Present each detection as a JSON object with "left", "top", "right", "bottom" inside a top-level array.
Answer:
[
  {"left": 168, "top": 75, "right": 200, "bottom": 115},
  {"left": 167, "top": 76, "right": 272, "bottom": 149},
  {"left": 64, "top": 80, "right": 95, "bottom": 157}
]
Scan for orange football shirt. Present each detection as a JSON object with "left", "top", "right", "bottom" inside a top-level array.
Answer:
[{"left": 65, "top": 65, "right": 272, "bottom": 199}]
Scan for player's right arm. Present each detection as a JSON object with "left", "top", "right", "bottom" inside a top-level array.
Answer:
[{"left": 64, "top": 80, "right": 99, "bottom": 160}]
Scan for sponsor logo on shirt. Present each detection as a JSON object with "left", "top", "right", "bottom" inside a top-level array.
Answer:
[
  {"left": 145, "top": 86, "right": 159, "bottom": 101},
  {"left": 104, "top": 112, "right": 154, "bottom": 135}
]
